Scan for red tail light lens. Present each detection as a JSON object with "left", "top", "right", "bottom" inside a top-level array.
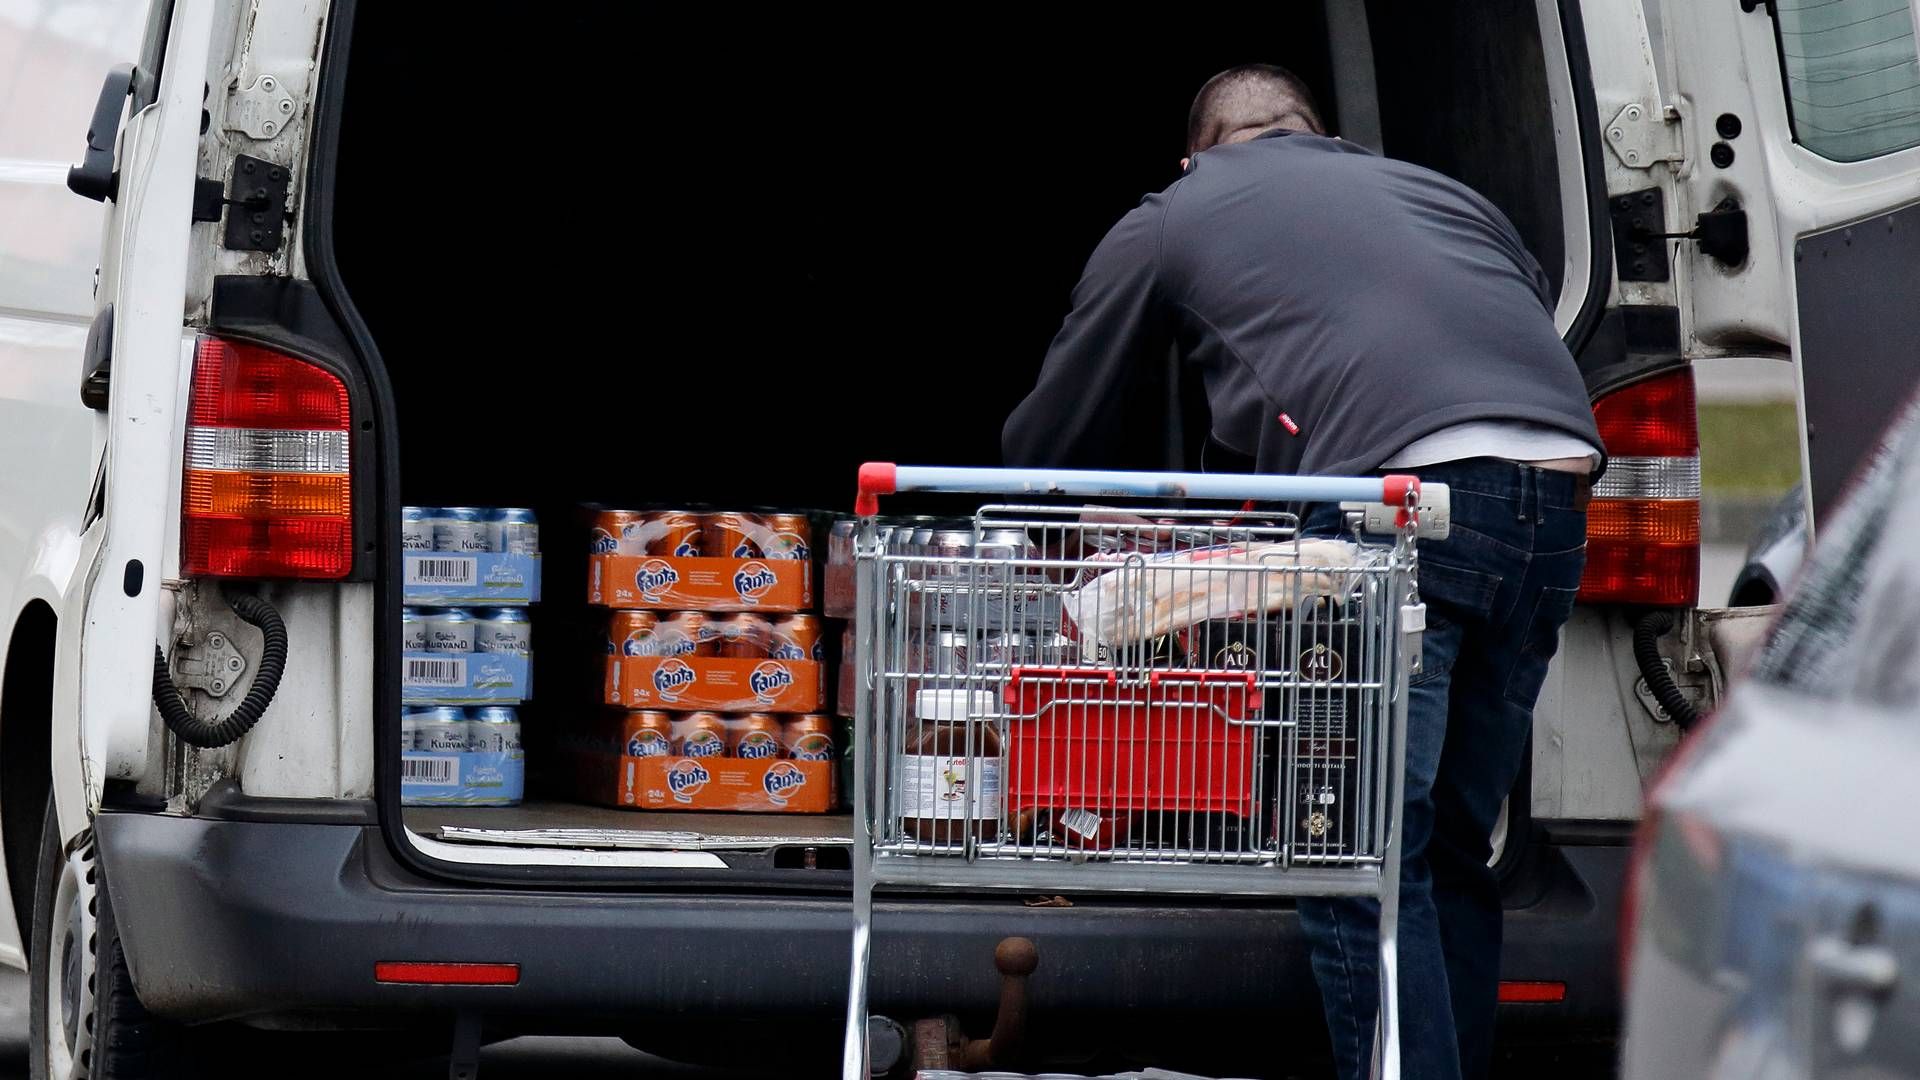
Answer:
[
  {"left": 181, "top": 336, "right": 352, "bottom": 579},
  {"left": 1579, "top": 370, "right": 1700, "bottom": 605}
]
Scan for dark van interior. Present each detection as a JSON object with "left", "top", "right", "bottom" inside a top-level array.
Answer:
[{"left": 329, "top": 0, "right": 1572, "bottom": 848}]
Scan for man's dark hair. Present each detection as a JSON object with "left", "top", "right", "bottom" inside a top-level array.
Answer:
[{"left": 1186, "top": 64, "right": 1324, "bottom": 154}]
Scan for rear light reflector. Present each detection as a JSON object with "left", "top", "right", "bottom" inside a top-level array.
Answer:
[
  {"left": 374, "top": 961, "right": 520, "bottom": 986},
  {"left": 1579, "top": 370, "right": 1700, "bottom": 605},
  {"left": 182, "top": 336, "right": 352, "bottom": 579},
  {"left": 1497, "top": 980, "right": 1567, "bottom": 1004}
]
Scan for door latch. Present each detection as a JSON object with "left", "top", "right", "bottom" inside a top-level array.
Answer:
[
  {"left": 1637, "top": 197, "right": 1749, "bottom": 269},
  {"left": 191, "top": 153, "right": 291, "bottom": 252}
]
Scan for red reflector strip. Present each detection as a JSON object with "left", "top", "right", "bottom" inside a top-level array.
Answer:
[
  {"left": 1497, "top": 980, "right": 1567, "bottom": 1004},
  {"left": 374, "top": 961, "right": 519, "bottom": 986}
]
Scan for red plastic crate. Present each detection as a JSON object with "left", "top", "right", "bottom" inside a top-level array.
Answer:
[{"left": 1003, "top": 667, "right": 1259, "bottom": 816}]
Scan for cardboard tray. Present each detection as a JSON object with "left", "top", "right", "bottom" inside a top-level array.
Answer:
[
  {"left": 569, "top": 750, "right": 833, "bottom": 813},
  {"left": 404, "top": 551, "right": 542, "bottom": 606},
  {"left": 605, "top": 654, "right": 823, "bottom": 713},
  {"left": 401, "top": 651, "right": 531, "bottom": 705},
  {"left": 589, "top": 554, "right": 810, "bottom": 612}
]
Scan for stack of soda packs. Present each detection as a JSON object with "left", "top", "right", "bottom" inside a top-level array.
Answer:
[
  {"left": 399, "top": 506, "right": 541, "bottom": 807},
  {"left": 580, "top": 509, "right": 833, "bottom": 813}
]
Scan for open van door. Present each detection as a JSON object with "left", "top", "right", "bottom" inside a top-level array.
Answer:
[
  {"left": 1652, "top": 0, "right": 1920, "bottom": 527},
  {"left": 50, "top": 0, "right": 215, "bottom": 832}
]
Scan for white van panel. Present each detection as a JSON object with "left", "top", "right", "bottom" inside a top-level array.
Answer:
[{"left": 230, "top": 584, "right": 376, "bottom": 800}]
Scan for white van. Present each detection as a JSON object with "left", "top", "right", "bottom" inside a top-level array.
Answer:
[{"left": 0, "top": 1, "right": 1906, "bottom": 1075}]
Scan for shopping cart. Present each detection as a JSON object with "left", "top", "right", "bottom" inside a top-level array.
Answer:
[{"left": 841, "top": 465, "right": 1443, "bottom": 1080}]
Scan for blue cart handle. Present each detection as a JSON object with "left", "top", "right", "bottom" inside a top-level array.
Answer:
[{"left": 854, "top": 463, "right": 1420, "bottom": 516}]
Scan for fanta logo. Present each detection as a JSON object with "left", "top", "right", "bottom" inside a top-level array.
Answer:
[
  {"left": 789, "top": 733, "right": 834, "bottom": 761},
  {"left": 748, "top": 661, "right": 794, "bottom": 699},
  {"left": 736, "top": 732, "right": 780, "bottom": 759},
  {"left": 626, "top": 730, "right": 671, "bottom": 757},
  {"left": 666, "top": 759, "right": 711, "bottom": 802},
  {"left": 652, "top": 659, "right": 697, "bottom": 700},
  {"left": 682, "top": 732, "right": 727, "bottom": 758},
  {"left": 763, "top": 761, "right": 807, "bottom": 801},
  {"left": 732, "top": 561, "right": 777, "bottom": 601},
  {"left": 673, "top": 541, "right": 700, "bottom": 557},
  {"left": 769, "top": 642, "right": 806, "bottom": 661},
  {"left": 634, "top": 559, "right": 680, "bottom": 599},
  {"left": 589, "top": 528, "right": 618, "bottom": 554}
]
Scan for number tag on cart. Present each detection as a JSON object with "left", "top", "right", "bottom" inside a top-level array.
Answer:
[
  {"left": 1342, "top": 482, "right": 1452, "bottom": 539},
  {"left": 1401, "top": 604, "right": 1427, "bottom": 633}
]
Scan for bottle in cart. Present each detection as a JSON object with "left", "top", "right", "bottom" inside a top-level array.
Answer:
[{"left": 900, "top": 689, "right": 1002, "bottom": 846}]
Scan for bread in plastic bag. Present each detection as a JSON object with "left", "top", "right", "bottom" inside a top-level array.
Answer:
[{"left": 1059, "top": 539, "right": 1362, "bottom": 647}]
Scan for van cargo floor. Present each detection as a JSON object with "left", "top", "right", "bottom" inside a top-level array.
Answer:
[{"left": 405, "top": 800, "right": 852, "bottom": 851}]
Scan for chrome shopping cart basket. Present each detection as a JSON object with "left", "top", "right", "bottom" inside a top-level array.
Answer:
[{"left": 841, "top": 465, "right": 1444, "bottom": 1080}]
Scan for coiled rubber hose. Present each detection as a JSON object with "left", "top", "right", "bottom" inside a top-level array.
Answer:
[
  {"left": 152, "top": 592, "right": 289, "bottom": 748},
  {"left": 1633, "top": 610, "right": 1698, "bottom": 731}
]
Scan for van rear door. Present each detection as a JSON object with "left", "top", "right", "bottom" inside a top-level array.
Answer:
[
  {"left": 51, "top": 0, "right": 215, "bottom": 823},
  {"left": 1654, "top": 0, "right": 1920, "bottom": 527}
]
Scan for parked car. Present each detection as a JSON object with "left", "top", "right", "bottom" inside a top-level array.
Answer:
[
  {"left": 1621, "top": 399, "right": 1920, "bottom": 1078},
  {"left": 1728, "top": 486, "right": 1807, "bottom": 607},
  {"left": 0, "top": 0, "right": 1907, "bottom": 1076}
]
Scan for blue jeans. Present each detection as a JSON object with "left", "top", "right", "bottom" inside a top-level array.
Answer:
[{"left": 1296, "top": 459, "right": 1588, "bottom": 1080}]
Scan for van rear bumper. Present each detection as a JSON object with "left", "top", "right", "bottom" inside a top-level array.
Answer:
[{"left": 93, "top": 810, "right": 1625, "bottom": 1048}]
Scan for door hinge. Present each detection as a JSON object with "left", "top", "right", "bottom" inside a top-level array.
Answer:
[
  {"left": 1604, "top": 102, "right": 1684, "bottom": 170},
  {"left": 191, "top": 153, "right": 291, "bottom": 252},
  {"left": 222, "top": 73, "right": 299, "bottom": 142}
]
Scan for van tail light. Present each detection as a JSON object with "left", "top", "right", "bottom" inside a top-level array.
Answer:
[
  {"left": 181, "top": 335, "right": 352, "bottom": 579},
  {"left": 1579, "top": 370, "right": 1699, "bottom": 605}
]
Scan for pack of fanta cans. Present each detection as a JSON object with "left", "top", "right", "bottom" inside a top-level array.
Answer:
[
  {"left": 586, "top": 508, "right": 813, "bottom": 612},
  {"left": 579, "top": 506, "right": 834, "bottom": 812},
  {"left": 567, "top": 710, "right": 835, "bottom": 813}
]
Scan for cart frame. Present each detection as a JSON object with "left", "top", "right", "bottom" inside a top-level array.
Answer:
[{"left": 841, "top": 464, "right": 1437, "bottom": 1080}]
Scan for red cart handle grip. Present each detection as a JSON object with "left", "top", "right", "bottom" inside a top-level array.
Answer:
[{"left": 855, "top": 462, "right": 897, "bottom": 517}]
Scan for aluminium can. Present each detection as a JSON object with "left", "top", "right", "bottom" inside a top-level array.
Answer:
[
  {"left": 762, "top": 513, "right": 812, "bottom": 561},
  {"left": 466, "top": 706, "right": 522, "bottom": 753},
  {"left": 414, "top": 706, "right": 469, "bottom": 753},
  {"left": 433, "top": 507, "right": 492, "bottom": 553},
  {"left": 590, "top": 509, "right": 647, "bottom": 555},
  {"left": 401, "top": 506, "right": 437, "bottom": 552},
  {"left": 400, "top": 607, "right": 430, "bottom": 652},
  {"left": 399, "top": 708, "right": 426, "bottom": 750},
  {"left": 473, "top": 607, "right": 533, "bottom": 654},
  {"left": 424, "top": 608, "right": 475, "bottom": 653},
  {"left": 488, "top": 508, "right": 540, "bottom": 555}
]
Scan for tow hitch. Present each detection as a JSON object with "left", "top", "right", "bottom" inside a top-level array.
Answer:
[{"left": 909, "top": 937, "right": 1039, "bottom": 1074}]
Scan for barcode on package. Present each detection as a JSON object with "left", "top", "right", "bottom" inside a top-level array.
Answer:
[
  {"left": 405, "top": 557, "right": 477, "bottom": 586},
  {"left": 402, "top": 756, "right": 458, "bottom": 786},
  {"left": 405, "top": 657, "right": 467, "bottom": 687},
  {"left": 1059, "top": 808, "right": 1102, "bottom": 841}
]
